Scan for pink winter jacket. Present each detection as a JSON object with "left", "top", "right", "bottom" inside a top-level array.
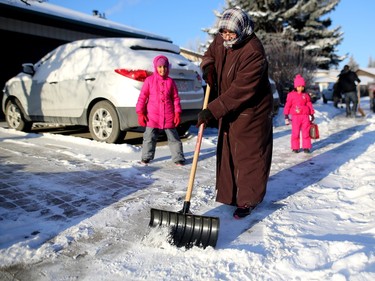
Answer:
[
  {"left": 283, "top": 91, "right": 315, "bottom": 116},
  {"left": 136, "top": 71, "right": 182, "bottom": 129}
]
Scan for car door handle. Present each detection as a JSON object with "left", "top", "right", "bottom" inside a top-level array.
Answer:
[
  {"left": 85, "top": 77, "right": 96, "bottom": 81},
  {"left": 49, "top": 81, "right": 58, "bottom": 84}
]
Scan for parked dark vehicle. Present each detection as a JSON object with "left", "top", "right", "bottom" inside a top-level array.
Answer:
[
  {"left": 280, "top": 82, "right": 319, "bottom": 105},
  {"left": 306, "top": 84, "right": 321, "bottom": 103},
  {"left": 2, "top": 38, "right": 204, "bottom": 143},
  {"left": 321, "top": 82, "right": 335, "bottom": 103}
]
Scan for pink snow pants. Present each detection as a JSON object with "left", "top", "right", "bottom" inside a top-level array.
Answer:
[{"left": 290, "top": 115, "right": 312, "bottom": 150}]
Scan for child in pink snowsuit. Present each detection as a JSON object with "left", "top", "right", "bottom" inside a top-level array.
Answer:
[
  {"left": 283, "top": 74, "right": 315, "bottom": 153},
  {"left": 136, "top": 55, "right": 185, "bottom": 165}
]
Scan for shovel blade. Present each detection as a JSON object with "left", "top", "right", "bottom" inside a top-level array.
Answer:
[{"left": 149, "top": 208, "right": 220, "bottom": 249}]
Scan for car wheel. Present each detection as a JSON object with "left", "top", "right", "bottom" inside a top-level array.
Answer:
[
  {"left": 89, "top": 101, "right": 126, "bottom": 143},
  {"left": 5, "top": 100, "right": 32, "bottom": 131},
  {"left": 176, "top": 123, "right": 191, "bottom": 137}
]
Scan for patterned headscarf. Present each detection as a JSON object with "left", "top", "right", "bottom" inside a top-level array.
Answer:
[{"left": 217, "top": 8, "right": 254, "bottom": 48}]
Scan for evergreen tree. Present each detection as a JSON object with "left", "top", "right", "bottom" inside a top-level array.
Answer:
[
  {"left": 368, "top": 57, "right": 375, "bottom": 68},
  {"left": 204, "top": 0, "right": 343, "bottom": 70}
]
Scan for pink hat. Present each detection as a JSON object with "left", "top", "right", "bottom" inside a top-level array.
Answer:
[
  {"left": 294, "top": 74, "right": 306, "bottom": 88},
  {"left": 154, "top": 55, "right": 169, "bottom": 67}
]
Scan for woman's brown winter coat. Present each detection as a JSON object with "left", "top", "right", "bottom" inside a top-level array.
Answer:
[{"left": 201, "top": 34, "right": 273, "bottom": 208}]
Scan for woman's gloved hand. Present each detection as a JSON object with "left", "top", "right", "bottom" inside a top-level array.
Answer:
[{"left": 196, "top": 109, "right": 214, "bottom": 128}]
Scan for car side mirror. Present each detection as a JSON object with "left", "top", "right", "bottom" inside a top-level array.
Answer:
[{"left": 22, "top": 63, "right": 35, "bottom": 75}]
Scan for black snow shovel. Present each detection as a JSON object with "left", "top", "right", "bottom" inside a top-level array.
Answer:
[{"left": 149, "top": 85, "right": 220, "bottom": 249}]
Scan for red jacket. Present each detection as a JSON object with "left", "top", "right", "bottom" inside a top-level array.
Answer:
[
  {"left": 283, "top": 91, "right": 315, "bottom": 116},
  {"left": 136, "top": 73, "right": 181, "bottom": 129}
]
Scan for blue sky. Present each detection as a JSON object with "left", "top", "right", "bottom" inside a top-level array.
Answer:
[{"left": 48, "top": 0, "right": 374, "bottom": 69}]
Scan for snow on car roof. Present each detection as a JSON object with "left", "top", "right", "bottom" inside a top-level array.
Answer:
[
  {"left": 26, "top": 37, "right": 196, "bottom": 83},
  {"left": 76, "top": 37, "right": 181, "bottom": 54}
]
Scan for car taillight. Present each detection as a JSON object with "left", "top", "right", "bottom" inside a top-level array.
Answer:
[
  {"left": 194, "top": 71, "right": 203, "bottom": 90},
  {"left": 195, "top": 71, "right": 202, "bottom": 83},
  {"left": 114, "top": 69, "right": 152, "bottom": 82}
]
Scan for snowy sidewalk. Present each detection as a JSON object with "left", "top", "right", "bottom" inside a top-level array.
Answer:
[
  {"left": 0, "top": 137, "right": 152, "bottom": 239},
  {"left": 0, "top": 100, "right": 374, "bottom": 281}
]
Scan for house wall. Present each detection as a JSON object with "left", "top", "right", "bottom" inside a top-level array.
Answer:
[
  {"left": 314, "top": 68, "right": 375, "bottom": 93},
  {"left": 180, "top": 48, "right": 203, "bottom": 63}
]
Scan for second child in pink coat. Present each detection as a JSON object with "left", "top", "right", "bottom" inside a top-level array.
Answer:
[
  {"left": 283, "top": 74, "right": 315, "bottom": 153},
  {"left": 136, "top": 55, "right": 185, "bottom": 165}
]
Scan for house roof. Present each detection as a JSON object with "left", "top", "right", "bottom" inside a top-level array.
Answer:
[
  {"left": 314, "top": 68, "right": 375, "bottom": 85},
  {"left": 356, "top": 68, "right": 375, "bottom": 79}
]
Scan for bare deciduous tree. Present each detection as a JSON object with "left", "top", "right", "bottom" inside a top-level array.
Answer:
[{"left": 263, "top": 35, "right": 317, "bottom": 103}]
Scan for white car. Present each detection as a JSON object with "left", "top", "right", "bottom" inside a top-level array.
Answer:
[{"left": 2, "top": 38, "right": 204, "bottom": 143}]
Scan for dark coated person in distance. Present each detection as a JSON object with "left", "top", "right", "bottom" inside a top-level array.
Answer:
[
  {"left": 197, "top": 8, "right": 273, "bottom": 219},
  {"left": 337, "top": 65, "right": 361, "bottom": 118}
]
